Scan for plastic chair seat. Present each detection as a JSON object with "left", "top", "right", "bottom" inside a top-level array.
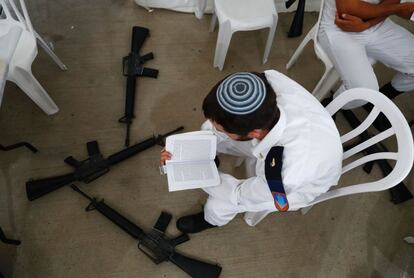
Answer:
[{"left": 215, "top": 0, "right": 275, "bottom": 30}]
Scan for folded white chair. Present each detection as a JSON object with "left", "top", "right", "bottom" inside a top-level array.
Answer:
[
  {"left": 210, "top": 0, "right": 278, "bottom": 70},
  {"left": 245, "top": 88, "right": 414, "bottom": 226}
]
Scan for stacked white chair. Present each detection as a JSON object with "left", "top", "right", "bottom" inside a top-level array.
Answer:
[
  {"left": 244, "top": 88, "right": 414, "bottom": 226},
  {"left": 0, "top": 0, "right": 66, "bottom": 115},
  {"left": 210, "top": 0, "right": 278, "bottom": 70}
]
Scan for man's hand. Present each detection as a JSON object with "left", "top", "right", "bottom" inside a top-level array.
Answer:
[
  {"left": 160, "top": 148, "right": 172, "bottom": 166},
  {"left": 335, "top": 13, "right": 370, "bottom": 32},
  {"left": 397, "top": 3, "right": 414, "bottom": 19}
]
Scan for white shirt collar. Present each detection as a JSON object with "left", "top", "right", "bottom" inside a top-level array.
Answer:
[{"left": 252, "top": 106, "right": 286, "bottom": 158}]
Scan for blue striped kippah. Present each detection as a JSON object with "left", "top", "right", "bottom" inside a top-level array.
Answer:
[{"left": 216, "top": 72, "right": 266, "bottom": 115}]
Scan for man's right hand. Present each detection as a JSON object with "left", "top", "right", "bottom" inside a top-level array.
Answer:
[
  {"left": 335, "top": 13, "right": 370, "bottom": 32},
  {"left": 160, "top": 148, "right": 172, "bottom": 166}
]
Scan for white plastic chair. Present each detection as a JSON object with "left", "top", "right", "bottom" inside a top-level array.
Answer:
[
  {"left": 210, "top": 0, "right": 278, "bottom": 70},
  {"left": 405, "top": 237, "right": 414, "bottom": 244},
  {"left": 0, "top": 0, "right": 61, "bottom": 115},
  {"left": 6, "top": 0, "right": 67, "bottom": 71},
  {"left": 244, "top": 88, "right": 414, "bottom": 226},
  {"left": 285, "top": 0, "right": 376, "bottom": 100}
]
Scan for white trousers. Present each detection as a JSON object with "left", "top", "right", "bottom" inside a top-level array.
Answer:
[{"left": 319, "top": 19, "right": 414, "bottom": 108}]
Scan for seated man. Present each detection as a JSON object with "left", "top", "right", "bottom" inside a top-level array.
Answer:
[
  {"left": 160, "top": 71, "right": 343, "bottom": 233},
  {"left": 318, "top": 0, "right": 414, "bottom": 109}
]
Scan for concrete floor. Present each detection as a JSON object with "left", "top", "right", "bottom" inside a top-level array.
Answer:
[{"left": 1, "top": 1, "right": 414, "bottom": 277}]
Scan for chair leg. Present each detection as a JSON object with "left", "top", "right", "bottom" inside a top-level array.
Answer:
[
  {"left": 244, "top": 210, "right": 271, "bottom": 226},
  {"left": 312, "top": 67, "right": 340, "bottom": 101},
  {"left": 263, "top": 14, "right": 278, "bottom": 64},
  {"left": 301, "top": 205, "right": 313, "bottom": 215},
  {"left": 213, "top": 20, "right": 232, "bottom": 71},
  {"left": 34, "top": 30, "right": 67, "bottom": 71},
  {"left": 195, "top": 0, "right": 207, "bottom": 19},
  {"left": 404, "top": 236, "right": 414, "bottom": 244},
  {"left": 209, "top": 11, "right": 217, "bottom": 32},
  {"left": 286, "top": 25, "right": 316, "bottom": 70},
  {"left": 11, "top": 67, "right": 59, "bottom": 115}
]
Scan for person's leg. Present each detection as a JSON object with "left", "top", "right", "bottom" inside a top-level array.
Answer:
[
  {"left": 318, "top": 29, "right": 379, "bottom": 109},
  {"left": 177, "top": 173, "right": 276, "bottom": 233},
  {"left": 367, "top": 19, "right": 414, "bottom": 94},
  {"left": 177, "top": 174, "right": 245, "bottom": 233}
]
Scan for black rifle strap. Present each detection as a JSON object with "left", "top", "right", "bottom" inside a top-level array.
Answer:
[
  {"left": 153, "top": 212, "right": 172, "bottom": 233},
  {"left": 86, "top": 141, "right": 101, "bottom": 157}
]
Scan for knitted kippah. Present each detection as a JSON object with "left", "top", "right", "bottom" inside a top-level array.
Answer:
[{"left": 216, "top": 72, "right": 266, "bottom": 115}]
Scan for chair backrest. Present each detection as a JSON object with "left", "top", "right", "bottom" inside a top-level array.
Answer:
[{"left": 306, "top": 88, "right": 414, "bottom": 206}]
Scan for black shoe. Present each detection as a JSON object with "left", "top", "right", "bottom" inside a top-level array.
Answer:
[
  {"left": 176, "top": 211, "right": 216, "bottom": 234},
  {"left": 379, "top": 82, "right": 404, "bottom": 100}
]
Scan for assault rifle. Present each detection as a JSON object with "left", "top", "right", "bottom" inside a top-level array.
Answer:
[
  {"left": 119, "top": 26, "right": 159, "bottom": 147},
  {"left": 286, "top": 0, "right": 306, "bottom": 38},
  {"left": 71, "top": 185, "right": 222, "bottom": 278},
  {"left": 341, "top": 110, "right": 413, "bottom": 204},
  {"left": 26, "top": 126, "right": 184, "bottom": 201}
]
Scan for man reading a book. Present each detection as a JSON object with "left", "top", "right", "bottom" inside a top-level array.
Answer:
[{"left": 161, "top": 71, "right": 343, "bottom": 233}]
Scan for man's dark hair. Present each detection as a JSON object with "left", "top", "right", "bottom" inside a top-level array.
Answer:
[{"left": 202, "top": 72, "right": 280, "bottom": 136}]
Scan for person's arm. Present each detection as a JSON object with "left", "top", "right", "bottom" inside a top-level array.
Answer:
[
  {"left": 336, "top": 0, "right": 414, "bottom": 20},
  {"left": 335, "top": 13, "right": 387, "bottom": 32}
]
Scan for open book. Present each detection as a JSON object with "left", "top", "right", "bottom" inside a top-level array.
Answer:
[{"left": 165, "top": 131, "right": 220, "bottom": 192}]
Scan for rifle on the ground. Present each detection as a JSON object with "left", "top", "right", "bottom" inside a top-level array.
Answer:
[
  {"left": 341, "top": 110, "right": 413, "bottom": 204},
  {"left": 286, "top": 0, "right": 306, "bottom": 38},
  {"left": 0, "top": 227, "right": 21, "bottom": 246},
  {"left": 71, "top": 185, "right": 222, "bottom": 278},
  {"left": 26, "top": 126, "right": 184, "bottom": 201},
  {"left": 119, "top": 26, "right": 159, "bottom": 147}
]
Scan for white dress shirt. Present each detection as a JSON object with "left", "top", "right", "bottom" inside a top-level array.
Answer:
[{"left": 201, "top": 70, "right": 343, "bottom": 226}]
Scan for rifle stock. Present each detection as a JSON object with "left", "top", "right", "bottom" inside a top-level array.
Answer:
[
  {"left": 170, "top": 252, "right": 222, "bottom": 278},
  {"left": 26, "top": 173, "right": 75, "bottom": 201},
  {"left": 288, "top": 0, "right": 306, "bottom": 38}
]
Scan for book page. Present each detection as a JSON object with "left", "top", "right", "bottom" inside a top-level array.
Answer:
[
  {"left": 166, "top": 161, "right": 220, "bottom": 191},
  {"left": 166, "top": 133, "right": 216, "bottom": 162}
]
